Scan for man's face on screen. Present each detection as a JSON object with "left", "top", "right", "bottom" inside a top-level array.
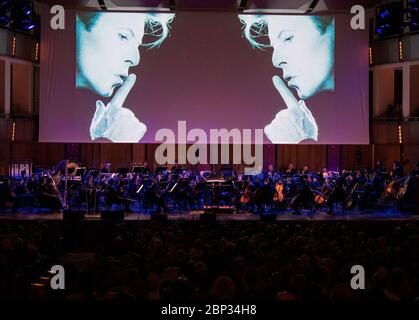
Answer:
[
  {"left": 268, "top": 16, "right": 334, "bottom": 100},
  {"left": 76, "top": 13, "right": 145, "bottom": 97}
]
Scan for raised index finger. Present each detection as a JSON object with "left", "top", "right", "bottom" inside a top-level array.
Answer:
[
  {"left": 272, "top": 75, "right": 299, "bottom": 111},
  {"left": 109, "top": 74, "right": 137, "bottom": 109}
]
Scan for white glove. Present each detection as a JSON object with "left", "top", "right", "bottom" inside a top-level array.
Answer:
[
  {"left": 90, "top": 74, "right": 147, "bottom": 143},
  {"left": 264, "top": 76, "right": 318, "bottom": 144}
]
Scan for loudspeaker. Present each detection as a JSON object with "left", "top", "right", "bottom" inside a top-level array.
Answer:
[
  {"left": 63, "top": 210, "right": 85, "bottom": 221},
  {"left": 200, "top": 213, "right": 217, "bottom": 223},
  {"left": 261, "top": 214, "right": 277, "bottom": 223},
  {"left": 100, "top": 210, "right": 124, "bottom": 221},
  {"left": 151, "top": 214, "right": 168, "bottom": 222}
]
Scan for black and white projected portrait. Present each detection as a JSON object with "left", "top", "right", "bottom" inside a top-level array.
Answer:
[
  {"left": 240, "top": 15, "right": 335, "bottom": 144},
  {"left": 76, "top": 12, "right": 174, "bottom": 143}
]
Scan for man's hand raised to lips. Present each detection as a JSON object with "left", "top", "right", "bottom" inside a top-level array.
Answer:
[
  {"left": 90, "top": 74, "right": 146, "bottom": 143},
  {"left": 264, "top": 75, "right": 318, "bottom": 144}
]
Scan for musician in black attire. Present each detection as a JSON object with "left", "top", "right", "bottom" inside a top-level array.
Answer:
[
  {"left": 375, "top": 160, "right": 386, "bottom": 174},
  {"left": 100, "top": 161, "right": 112, "bottom": 173},
  {"left": 301, "top": 164, "right": 311, "bottom": 176},
  {"left": 26, "top": 174, "right": 38, "bottom": 193},
  {"left": 290, "top": 177, "right": 313, "bottom": 214},
  {"left": 410, "top": 162, "right": 419, "bottom": 177},
  {"left": 326, "top": 176, "right": 346, "bottom": 214},
  {"left": 392, "top": 161, "right": 404, "bottom": 179},
  {"left": 0, "top": 179, "right": 17, "bottom": 211},
  {"left": 285, "top": 163, "right": 297, "bottom": 176},
  {"left": 266, "top": 164, "right": 276, "bottom": 176},
  {"left": 37, "top": 176, "right": 62, "bottom": 211},
  {"left": 141, "top": 161, "right": 151, "bottom": 176},
  {"left": 104, "top": 178, "right": 132, "bottom": 212},
  {"left": 144, "top": 180, "right": 169, "bottom": 213}
]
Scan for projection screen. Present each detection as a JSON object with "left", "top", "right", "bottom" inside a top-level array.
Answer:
[{"left": 40, "top": 8, "right": 369, "bottom": 144}]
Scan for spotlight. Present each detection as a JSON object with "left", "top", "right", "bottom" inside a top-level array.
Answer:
[
  {"left": 22, "top": 6, "right": 32, "bottom": 16},
  {"left": 0, "top": 14, "right": 10, "bottom": 26},
  {"left": 0, "top": 0, "right": 10, "bottom": 26},
  {"left": 10, "top": 0, "right": 37, "bottom": 32},
  {"left": 407, "top": 0, "right": 419, "bottom": 32},
  {"left": 22, "top": 18, "right": 35, "bottom": 30},
  {"left": 375, "top": 2, "right": 404, "bottom": 37}
]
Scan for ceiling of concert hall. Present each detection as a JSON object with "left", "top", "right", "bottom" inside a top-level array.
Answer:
[{"left": 36, "top": 0, "right": 382, "bottom": 12}]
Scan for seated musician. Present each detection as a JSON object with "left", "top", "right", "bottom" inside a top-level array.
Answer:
[
  {"left": 285, "top": 163, "right": 297, "bottom": 176},
  {"left": 142, "top": 161, "right": 151, "bottom": 176},
  {"left": 26, "top": 174, "right": 38, "bottom": 194},
  {"left": 375, "top": 160, "right": 386, "bottom": 174},
  {"left": 321, "top": 167, "right": 331, "bottom": 179},
  {"left": 144, "top": 180, "right": 169, "bottom": 213},
  {"left": 37, "top": 176, "right": 62, "bottom": 211},
  {"left": 0, "top": 179, "right": 17, "bottom": 211},
  {"left": 301, "top": 164, "right": 311, "bottom": 176},
  {"left": 326, "top": 176, "right": 346, "bottom": 214},
  {"left": 12, "top": 178, "right": 32, "bottom": 209},
  {"left": 392, "top": 161, "right": 404, "bottom": 179},
  {"left": 266, "top": 164, "right": 276, "bottom": 176},
  {"left": 104, "top": 178, "right": 132, "bottom": 212},
  {"left": 100, "top": 161, "right": 112, "bottom": 173}
]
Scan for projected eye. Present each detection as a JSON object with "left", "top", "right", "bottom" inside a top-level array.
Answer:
[
  {"left": 283, "top": 35, "right": 294, "bottom": 43},
  {"left": 118, "top": 33, "right": 129, "bottom": 41}
]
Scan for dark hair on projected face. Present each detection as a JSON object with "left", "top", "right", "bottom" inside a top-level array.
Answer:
[
  {"left": 239, "top": 15, "right": 334, "bottom": 49},
  {"left": 77, "top": 11, "right": 174, "bottom": 48}
]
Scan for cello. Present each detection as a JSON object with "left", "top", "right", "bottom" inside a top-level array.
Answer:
[{"left": 273, "top": 182, "right": 284, "bottom": 203}]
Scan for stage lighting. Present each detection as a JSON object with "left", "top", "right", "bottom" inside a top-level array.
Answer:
[
  {"left": 375, "top": 2, "right": 404, "bottom": 37},
  {"left": 0, "top": 14, "right": 10, "bottom": 26},
  {"left": 10, "top": 0, "right": 37, "bottom": 32},
  {"left": 0, "top": 0, "right": 10, "bottom": 26},
  {"left": 407, "top": 0, "right": 419, "bottom": 32}
]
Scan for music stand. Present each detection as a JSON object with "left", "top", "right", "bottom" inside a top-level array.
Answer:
[
  {"left": 75, "top": 167, "right": 86, "bottom": 177},
  {"left": 133, "top": 166, "right": 145, "bottom": 175},
  {"left": 117, "top": 167, "right": 129, "bottom": 176},
  {"left": 155, "top": 166, "right": 168, "bottom": 174},
  {"left": 88, "top": 169, "right": 100, "bottom": 178}
]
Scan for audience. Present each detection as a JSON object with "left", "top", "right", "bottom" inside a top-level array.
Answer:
[{"left": 1, "top": 221, "right": 419, "bottom": 300}]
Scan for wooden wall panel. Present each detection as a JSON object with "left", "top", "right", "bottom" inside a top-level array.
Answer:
[
  {"left": 11, "top": 143, "right": 65, "bottom": 167},
  {"left": 0, "top": 118, "right": 9, "bottom": 141},
  {"left": 14, "top": 119, "right": 34, "bottom": 141},
  {"left": 372, "top": 124, "right": 399, "bottom": 144},
  {"left": 80, "top": 144, "right": 101, "bottom": 169},
  {"left": 404, "top": 122, "right": 419, "bottom": 145},
  {"left": 132, "top": 144, "right": 146, "bottom": 165},
  {"left": 341, "top": 145, "right": 373, "bottom": 170},
  {"left": 0, "top": 142, "right": 9, "bottom": 175},
  {"left": 373, "top": 144, "right": 401, "bottom": 169},
  {"left": 402, "top": 145, "right": 419, "bottom": 173},
  {"left": 277, "top": 145, "right": 327, "bottom": 172},
  {"left": 0, "top": 142, "right": 417, "bottom": 175},
  {"left": 99, "top": 144, "right": 132, "bottom": 170}
]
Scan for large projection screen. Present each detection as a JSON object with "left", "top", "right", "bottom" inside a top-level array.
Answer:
[{"left": 40, "top": 8, "right": 369, "bottom": 144}]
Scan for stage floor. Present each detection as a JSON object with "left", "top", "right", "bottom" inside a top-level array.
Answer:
[{"left": 0, "top": 208, "right": 418, "bottom": 221}]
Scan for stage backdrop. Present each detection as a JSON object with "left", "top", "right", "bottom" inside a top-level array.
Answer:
[{"left": 40, "top": 8, "right": 369, "bottom": 144}]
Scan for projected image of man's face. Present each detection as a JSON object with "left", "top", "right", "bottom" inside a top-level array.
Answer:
[
  {"left": 268, "top": 15, "right": 334, "bottom": 100},
  {"left": 76, "top": 13, "right": 144, "bottom": 97}
]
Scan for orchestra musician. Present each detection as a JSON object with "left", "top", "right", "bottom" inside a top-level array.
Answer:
[{"left": 2, "top": 158, "right": 417, "bottom": 215}]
